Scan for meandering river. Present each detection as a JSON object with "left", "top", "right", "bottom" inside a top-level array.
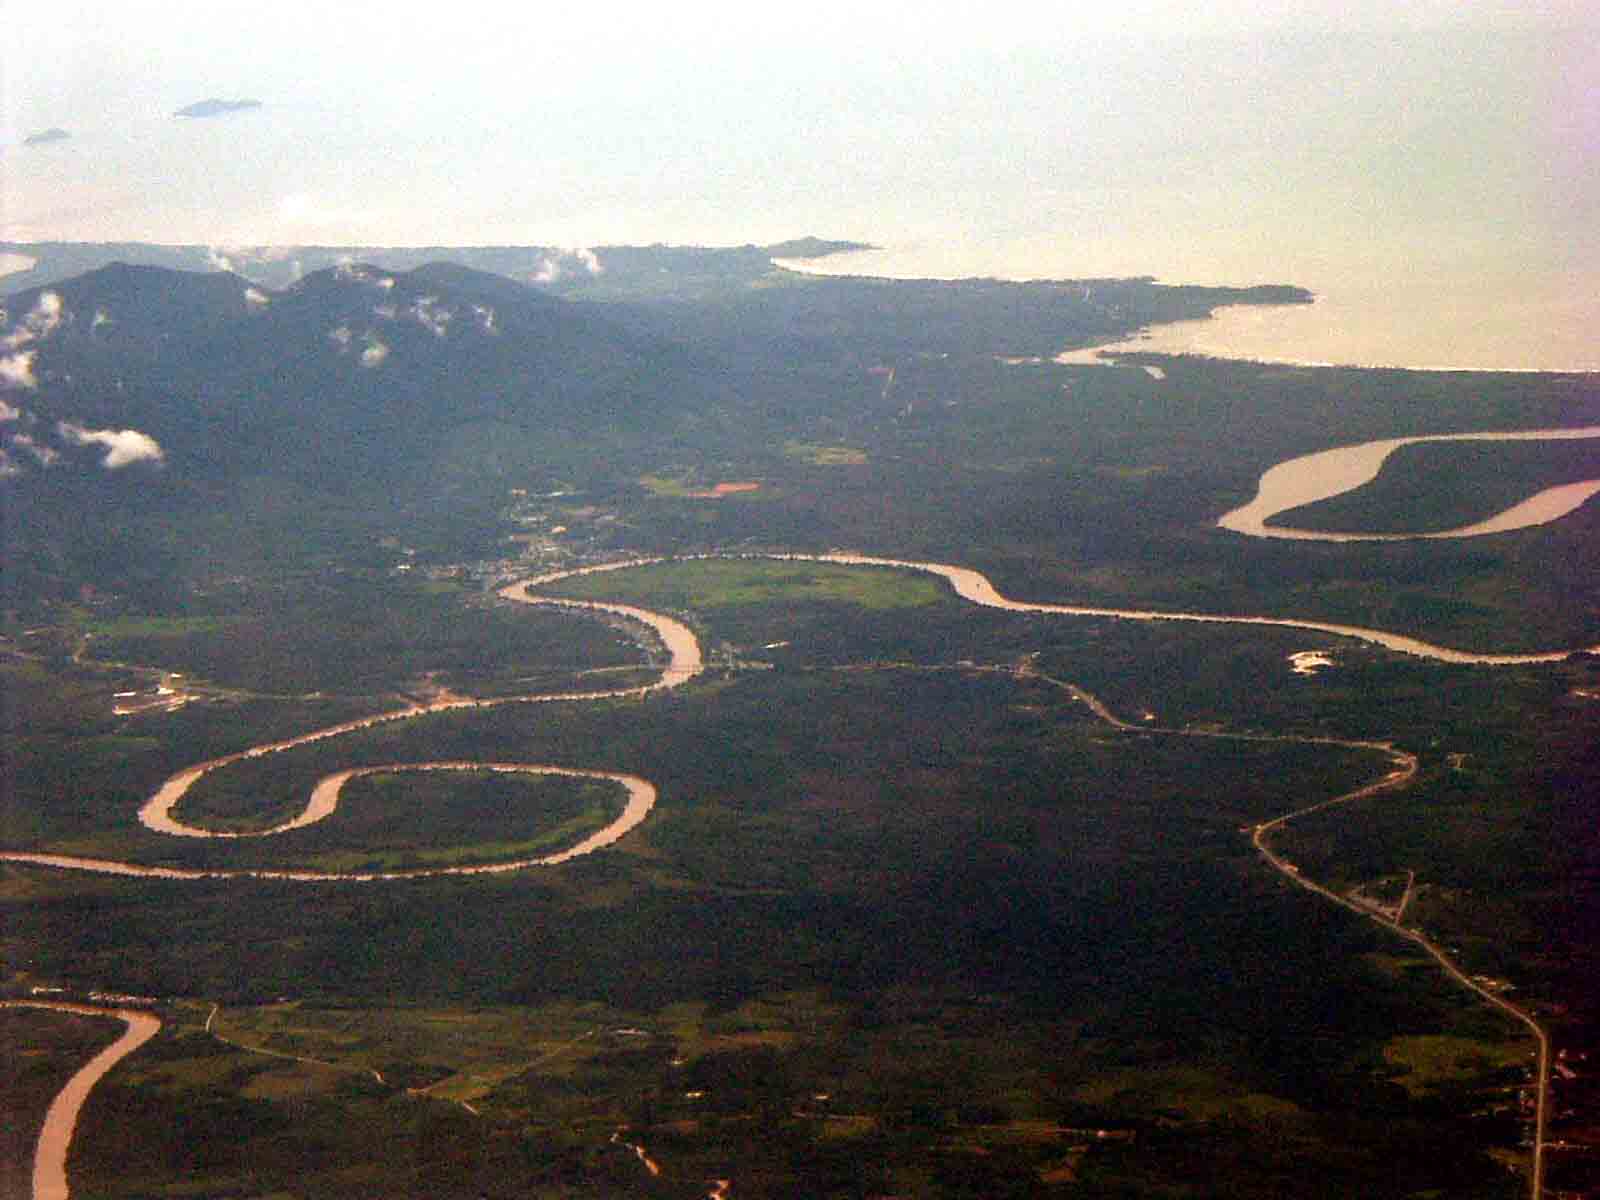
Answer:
[
  {"left": 9, "top": 535, "right": 1600, "bottom": 890},
  {"left": 9, "top": 427, "right": 1599, "bottom": 1195},
  {"left": 1, "top": 1002, "right": 161, "bottom": 1200},
  {"left": 1218, "top": 425, "right": 1600, "bottom": 542}
]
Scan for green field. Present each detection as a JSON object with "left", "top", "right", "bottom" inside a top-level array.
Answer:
[
  {"left": 84, "top": 614, "right": 238, "bottom": 639},
  {"left": 543, "top": 558, "right": 948, "bottom": 612},
  {"left": 782, "top": 441, "right": 869, "bottom": 465},
  {"left": 1380, "top": 1034, "right": 1532, "bottom": 1098},
  {"left": 81, "top": 572, "right": 643, "bottom": 695}
]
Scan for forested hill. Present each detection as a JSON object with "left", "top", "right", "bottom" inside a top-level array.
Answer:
[
  {"left": 1, "top": 261, "right": 713, "bottom": 484},
  {"left": 0, "top": 259, "right": 725, "bottom": 611},
  {"left": 1, "top": 237, "right": 1307, "bottom": 318},
  {"left": 0, "top": 240, "right": 878, "bottom": 296},
  {"left": 1, "top": 252, "right": 1311, "bottom": 496},
  {"left": 1, "top": 252, "right": 1311, "bottom": 615}
]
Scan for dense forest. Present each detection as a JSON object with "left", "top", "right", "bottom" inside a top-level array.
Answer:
[{"left": 3, "top": 243, "right": 1599, "bottom": 1196}]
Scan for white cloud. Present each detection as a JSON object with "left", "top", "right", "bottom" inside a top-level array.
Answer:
[
  {"left": 331, "top": 260, "right": 399, "bottom": 292},
  {"left": 532, "top": 248, "right": 604, "bottom": 285},
  {"left": 2, "top": 291, "right": 64, "bottom": 349},
  {"left": 244, "top": 287, "right": 270, "bottom": 308},
  {"left": 33, "top": 291, "right": 62, "bottom": 327},
  {"left": 360, "top": 335, "right": 389, "bottom": 367},
  {"left": 13, "top": 433, "right": 57, "bottom": 465},
  {"left": 409, "top": 296, "right": 451, "bottom": 337},
  {"left": 373, "top": 304, "right": 397, "bottom": 320},
  {"left": 208, "top": 244, "right": 298, "bottom": 274},
  {"left": 58, "top": 422, "right": 165, "bottom": 468},
  {"left": 0, "top": 398, "right": 21, "bottom": 421},
  {"left": 0, "top": 351, "right": 38, "bottom": 389}
]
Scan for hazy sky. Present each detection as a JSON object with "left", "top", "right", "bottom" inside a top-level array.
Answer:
[
  {"left": 6, "top": 1, "right": 1593, "bottom": 246},
  {"left": 4, "top": 1, "right": 1597, "bottom": 366}
]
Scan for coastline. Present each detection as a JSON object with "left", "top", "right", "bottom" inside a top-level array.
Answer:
[
  {"left": 1065, "top": 302, "right": 1600, "bottom": 376},
  {"left": 782, "top": 244, "right": 1600, "bottom": 376}
]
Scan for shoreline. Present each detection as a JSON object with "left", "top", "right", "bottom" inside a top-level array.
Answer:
[
  {"left": 1058, "top": 297, "right": 1600, "bottom": 377},
  {"left": 781, "top": 245, "right": 1600, "bottom": 376},
  {"left": 1067, "top": 338, "right": 1600, "bottom": 378}
]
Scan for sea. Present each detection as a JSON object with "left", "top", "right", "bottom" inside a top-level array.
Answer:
[
  {"left": 771, "top": 27, "right": 1600, "bottom": 373},
  {"left": 793, "top": 244, "right": 1598, "bottom": 374},
  {"left": 7, "top": 24, "right": 1595, "bottom": 373}
]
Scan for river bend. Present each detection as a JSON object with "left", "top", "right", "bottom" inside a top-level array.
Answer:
[
  {"left": 1218, "top": 425, "right": 1600, "bottom": 541},
  {"left": 1, "top": 1002, "right": 161, "bottom": 1200},
  {"left": 4, "top": 541, "right": 1587, "bottom": 1197}
]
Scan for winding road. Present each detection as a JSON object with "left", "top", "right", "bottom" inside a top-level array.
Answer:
[
  {"left": 1024, "top": 671, "right": 1552, "bottom": 1200},
  {"left": 12, "top": 422, "right": 1599, "bottom": 1195}
]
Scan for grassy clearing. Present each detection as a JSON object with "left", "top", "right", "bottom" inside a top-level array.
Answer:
[
  {"left": 659, "top": 991, "right": 847, "bottom": 1062},
  {"left": 211, "top": 992, "right": 850, "bottom": 1112},
  {"left": 170, "top": 767, "right": 623, "bottom": 865},
  {"left": 638, "top": 474, "right": 696, "bottom": 497},
  {"left": 1361, "top": 952, "right": 1434, "bottom": 980},
  {"left": 83, "top": 615, "right": 236, "bottom": 638},
  {"left": 1094, "top": 464, "right": 1168, "bottom": 481},
  {"left": 1072, "top": 1066, "right": 1303, "bottom": 1123},
  {"left": 1380, "top": 1034, "right": 1532, "bottom": 1097},
  {"left": 288, "top": 799, "right": 619, "bottom": 873},
  {"left": 239, "top": 1062, "right": 346, "bottom": 1100},
  {"left": 217, "top": 1000, "right": 620, "bottom": 1093},
  {"left": 544, "top": 559, "right": 945, "bottom": 612},
  {"left": 782, "top": 441, "right": 867, "bottom": 465},
  {"left": 818, "top": 1114, "right": 877, "bottom": 1140}
]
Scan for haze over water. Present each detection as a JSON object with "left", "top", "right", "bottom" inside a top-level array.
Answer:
[
  {"left": 8, "top": 6, "right": 1596, "bottom": 371},
  {"left": 787, "top": 26, "right": 1600, "bottom": 373},
  {"left": 809, "top": 240, "right": 1600, "bottom": 374}
]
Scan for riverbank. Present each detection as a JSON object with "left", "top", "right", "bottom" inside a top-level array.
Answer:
[
  {"left": 1217, "top": 426, "right": 1600, "bottom": 542},
  {"left": 0, "top": 1001, "right": 161, "bottom": 1200}
]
